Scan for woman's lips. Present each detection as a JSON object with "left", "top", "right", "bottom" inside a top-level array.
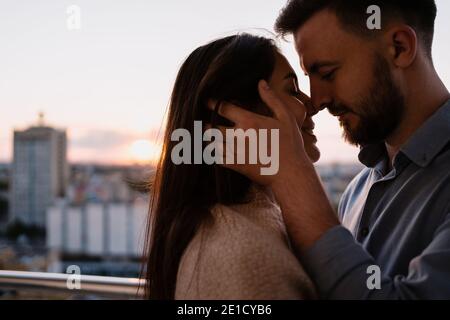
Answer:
[
  {"left": 301, "top": 128, "right": 318, "bottom": 142},
  {"left": 302, "top": 117, "right": 317, "bottom": 142},
  {"left": 303, "top": 118, "right": 315, "bottom": 131}
]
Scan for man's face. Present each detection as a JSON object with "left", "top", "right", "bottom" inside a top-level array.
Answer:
[{"left": 295, "top": 9, "right": 405, "bottom": 146}]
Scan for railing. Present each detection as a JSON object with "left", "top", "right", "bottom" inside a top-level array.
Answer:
[{"left": 0, "top": 270, "right": 145, "bottom": 299}]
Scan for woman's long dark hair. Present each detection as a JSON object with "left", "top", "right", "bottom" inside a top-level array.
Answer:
[{"left": 144, "top": 33, "right": 278, "bottom": 299}]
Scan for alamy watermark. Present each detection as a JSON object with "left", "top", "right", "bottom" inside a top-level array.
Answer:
[
  {"left": 66, "top": 265, "right": 81, "bottom": 290},
  {"left": 66, "top": 5, "right": 81, "bottom": 30},
  {"left": 367, "top": 5, "right": 381, "bottom": 30},
  {"left": 170, "top": 121, "right": 279, "bottom": 176},
  {"left": 367, "top": 265, "right": 381, "bottom": 290}
]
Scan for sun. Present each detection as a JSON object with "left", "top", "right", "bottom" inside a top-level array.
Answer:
[{"left": 130, "top": 139, "right": 162, "bottom": 164}]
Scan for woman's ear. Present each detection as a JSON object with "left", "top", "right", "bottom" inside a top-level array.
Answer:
[{"left": 384, "top": 25, "right": 418, "bottom": 68}]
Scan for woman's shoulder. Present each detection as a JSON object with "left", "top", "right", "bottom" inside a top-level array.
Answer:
[
  {"left": 211, "top": 186, "right": 289, "bottom": 240},
  {"left": 209, "top": 202, "right": 287, "bottom": 245},
  {"left": 178, "top": 202, "right": 288, "bottom": 271},
  {"left": 175, "top": 201, "right": 317, "bottom": 299}
]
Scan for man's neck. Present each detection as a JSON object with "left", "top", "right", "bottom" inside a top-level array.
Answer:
[{"left": 385, "top": 67, "right": 450, "bottom": 169}]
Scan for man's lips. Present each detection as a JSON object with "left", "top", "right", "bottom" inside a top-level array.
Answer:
[{"left": 327, "top": 105, "right": 352, "bottom": 117}]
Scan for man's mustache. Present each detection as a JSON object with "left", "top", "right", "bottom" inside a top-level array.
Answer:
[{"left": 327, "top": 104, "right": 352, "bottom": 117}]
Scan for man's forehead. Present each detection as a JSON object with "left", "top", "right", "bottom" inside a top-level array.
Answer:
[
  {"left": 294, "top": 9, "right": 343, "bottom": 53},
  {"left": 293, "top": 10, "right": 358, "bottom": 72}
]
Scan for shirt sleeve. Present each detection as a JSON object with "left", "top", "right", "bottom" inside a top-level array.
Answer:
[{"left": 300, "top": 213, "right": 450, "bottom": 300}]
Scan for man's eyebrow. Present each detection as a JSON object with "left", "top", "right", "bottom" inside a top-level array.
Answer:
[{"left": 305, "top": 61, "right": 339, "bottom": 75}]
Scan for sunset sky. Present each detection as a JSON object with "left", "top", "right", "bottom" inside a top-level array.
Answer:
[{"left": 1, "top": 0, "right": 449, "bottom": 165}]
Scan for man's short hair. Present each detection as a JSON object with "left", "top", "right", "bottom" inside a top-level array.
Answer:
[{"left": 275, "top": 0, "right": 437, "bottom": 58}]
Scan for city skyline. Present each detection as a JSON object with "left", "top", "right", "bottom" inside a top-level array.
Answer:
[{"left": 1, "top": 0, "right": 450, "bottom": 165}]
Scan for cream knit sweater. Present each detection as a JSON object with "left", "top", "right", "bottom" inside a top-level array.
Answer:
[{"left": 175, "top": 185, "right": 317, "bottom": 300}]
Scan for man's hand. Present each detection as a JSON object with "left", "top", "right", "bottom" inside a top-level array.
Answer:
[
  {"left": 208, "top": 80, "right": 340, "bottom": 253},
  {"left": 208, "top": 80, "right": 312, "bottom": 187}
]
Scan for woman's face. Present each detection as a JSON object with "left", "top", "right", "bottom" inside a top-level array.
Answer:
[{"left": 268, "top": 52, "right": 321, "bottom": 163}]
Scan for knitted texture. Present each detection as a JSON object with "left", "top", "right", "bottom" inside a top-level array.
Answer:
[{"left": 175, "top": 186, "right": 318, "bottom": 300}]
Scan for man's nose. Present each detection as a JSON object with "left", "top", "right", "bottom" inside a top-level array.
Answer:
[{"left": 310, "top": 83, "right": 332, "bottom": 114}]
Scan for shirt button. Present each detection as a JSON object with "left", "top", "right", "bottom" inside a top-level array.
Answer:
[{"left": 360, "top": 227, "right": 370, "bottom": 238}]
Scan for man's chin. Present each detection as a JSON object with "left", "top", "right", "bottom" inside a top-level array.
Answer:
[
  {"left": 343, "top": 126, "right": 388, "bottom": 147},
  {"left": 340, "top": 121, "right": 359, "bottom": 146},
  {"left": 340, "top": 118, "right": 376, "bottom": 147},
  {"left": 342, "top": 125, "right": 367, "bottom": 147}
]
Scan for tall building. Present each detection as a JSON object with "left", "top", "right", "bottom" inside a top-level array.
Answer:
[{"left": 10, "top": 113, "right": 68, "bottom": 227}]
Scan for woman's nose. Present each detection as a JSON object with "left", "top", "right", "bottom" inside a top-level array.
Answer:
[{"left": 305, "top": 101, "right": 318, "bottom": 117}]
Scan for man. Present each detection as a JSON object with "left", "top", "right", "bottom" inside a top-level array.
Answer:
[{"left": 209, "top": 0, "right": 450, "bottom": 299}]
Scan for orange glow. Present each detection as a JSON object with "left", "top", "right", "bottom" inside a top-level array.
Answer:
[{"left": 129, "top": 139, "right": 162, "bottom": 164}]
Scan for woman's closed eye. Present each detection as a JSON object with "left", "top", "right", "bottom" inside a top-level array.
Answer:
[
  {"left": 289, "top": 89, "right": 304, "bottom": 99},
  {"left": 287, "top": 85, "right": 302, "bottom": 98}
]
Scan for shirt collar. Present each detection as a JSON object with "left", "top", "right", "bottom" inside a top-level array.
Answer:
[{"left": 359, "top": 99, "right": 450, "bottom": 168}]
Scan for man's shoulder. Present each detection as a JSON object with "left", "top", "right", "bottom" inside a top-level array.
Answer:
[
  {"left": 337, "top": 143, "right": 450, "bottom": 221},
  {"left": 432, "top": 142, "right": 450, "bottom": 168}
]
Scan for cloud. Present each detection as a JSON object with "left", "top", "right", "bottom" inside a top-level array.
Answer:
[
  {"left": 68, "top": 128, "right": 164, "bottom": 164},
  {"left": 70, "top": 129, "right": 137, "bottom": 149}
]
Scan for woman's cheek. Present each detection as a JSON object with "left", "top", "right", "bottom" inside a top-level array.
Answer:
[
  {"left": 277, "top": 92, "right": 307, "bottom": 127},
  {"left": 295, "top": 106, "right": 306, "bottom": 127}
]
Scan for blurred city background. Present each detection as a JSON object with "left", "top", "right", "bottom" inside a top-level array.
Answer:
[{"left": 0, "top": 0, "right": 449, "bottom": 299}]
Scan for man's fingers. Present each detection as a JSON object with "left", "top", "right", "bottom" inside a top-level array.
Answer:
[
  {"left": 207, "top": 100, "right": 220, "bottom": 112},
  {"left": 258, "top": 80, "right": 289, "bottom": 120},
  {"left": 207, "top": 100, "right": 267, "bottom": 127},
  {"left": 211, "top": 140, "right": 246, "bottom": 174},
  {"left": 204, "top": 123, "right": 229, "bottom": 138}
]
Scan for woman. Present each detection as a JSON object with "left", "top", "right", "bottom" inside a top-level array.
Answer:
[{"left": 144, "top": 33, "right": 320, "bottom": 299}]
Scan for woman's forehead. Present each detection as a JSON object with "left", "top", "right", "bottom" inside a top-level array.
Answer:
[{"left": 273, "top": 52, "right": 296, "bottom": 80}]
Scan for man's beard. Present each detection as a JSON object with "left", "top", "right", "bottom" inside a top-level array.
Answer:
[{"left": 329, "top": 54, "right": 405, "bottom": 147}]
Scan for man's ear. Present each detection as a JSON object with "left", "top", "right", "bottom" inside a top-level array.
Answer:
[{"left": 384, "top": 25, "right": 418, "bottom": 68}]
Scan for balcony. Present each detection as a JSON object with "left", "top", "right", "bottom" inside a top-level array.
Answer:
[{"left": 0, "top": 270, "right": 145, "bottom": 299}]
